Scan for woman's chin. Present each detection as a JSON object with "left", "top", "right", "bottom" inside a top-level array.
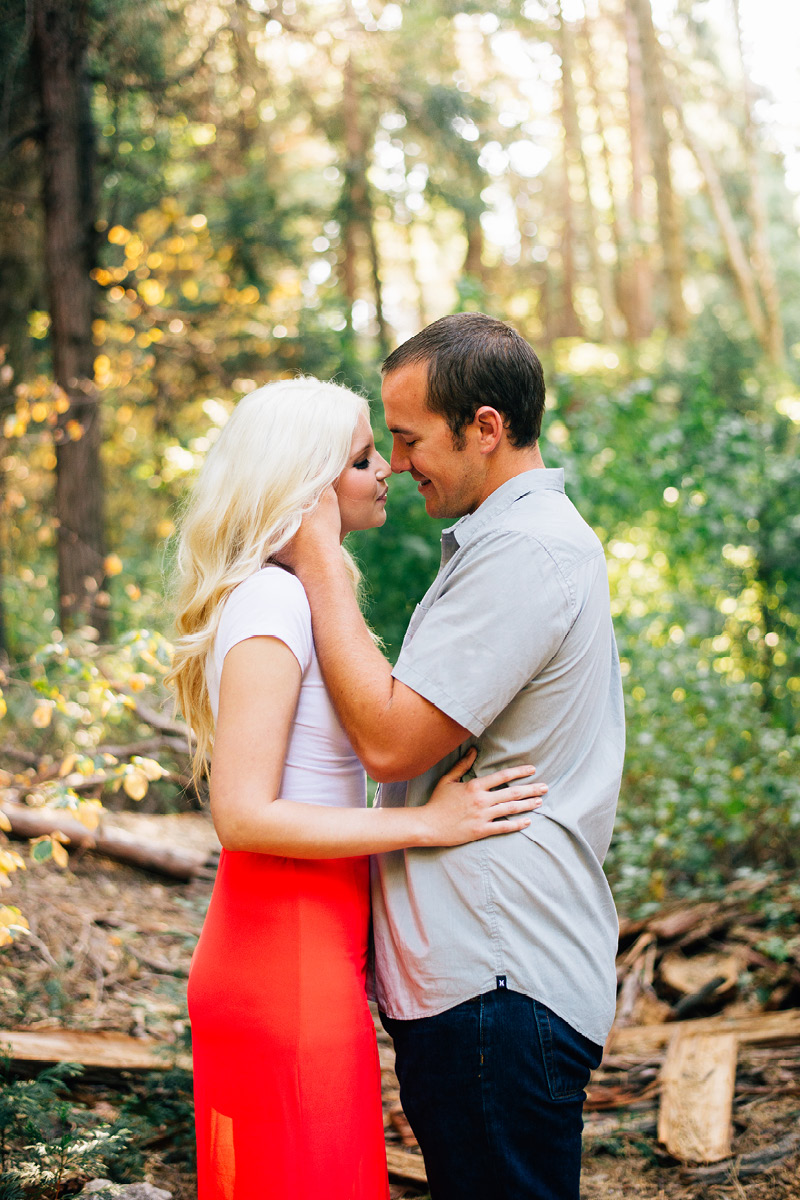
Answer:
[{"left": 362, "top": 509, "right": 388, "bottom": 532}]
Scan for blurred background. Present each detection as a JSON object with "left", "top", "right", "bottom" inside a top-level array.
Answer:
[{"left": 0, "top": 0, "right": 798, "bottom": 915}]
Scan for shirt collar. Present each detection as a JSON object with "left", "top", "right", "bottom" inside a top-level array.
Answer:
[{"left": 440, "top": 468, "right": 565, "bottom": 562}]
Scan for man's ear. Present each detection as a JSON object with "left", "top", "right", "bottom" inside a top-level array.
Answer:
[{"left": 473, "top": 405, "right": 504, "bottom": 454}]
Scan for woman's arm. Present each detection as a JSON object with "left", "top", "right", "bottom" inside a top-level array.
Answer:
[{"left": 210, "top": 636, "right": 545, "bottom": 857}]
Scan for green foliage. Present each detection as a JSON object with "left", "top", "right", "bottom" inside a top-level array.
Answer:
[
  {"left": 104, "top": 1066, "right": 195, "bottom": 1179},
  {"left": 0, "top": 1057, "right": 129, "bottom": 1196},
  {"left": 539, "top": 323, "right": 799, "bottom": 910},
  {"left": 0, "top": 1057, "right": 194, "bottom": 1194}
]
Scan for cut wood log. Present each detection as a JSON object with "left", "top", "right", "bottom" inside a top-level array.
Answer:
[
  {"left": 607, "top": 1008, "right": 800, "bottom": 1056},
  {"left": 1, "top": 802, "right": 213, "bottom": 880},
  {"left": 658, "top": 1029, "right": 738, "bottom": 1162},
  {"left": 385, "top": 1146, "right": 427, "bottom": 1186},
  {"left": 0, "top": 1027, "right": 191, "bottom": 1072},
  {"left": 660, "top": 950, "right": 742, "bottom": 999}
]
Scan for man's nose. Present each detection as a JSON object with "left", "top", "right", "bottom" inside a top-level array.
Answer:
[{"left": 390, "top": 445, "right": 410, "bottom": 474}]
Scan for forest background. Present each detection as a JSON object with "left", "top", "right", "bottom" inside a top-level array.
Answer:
[{"left": 0, "top": 0, "right": 798, "bottom": 940}]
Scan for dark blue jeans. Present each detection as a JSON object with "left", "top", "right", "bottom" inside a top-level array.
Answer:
[{"left": 381, "top": 988, "right": 603, "bottom": 1200}]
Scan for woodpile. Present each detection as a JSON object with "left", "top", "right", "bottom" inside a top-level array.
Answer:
[{"left": 590, "top": 880, "right": 800, "bottom": 1177}]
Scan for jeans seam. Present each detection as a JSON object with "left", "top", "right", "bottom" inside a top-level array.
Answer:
[{"left": 479, "top": 993, "right": 504, "bottom": 1187}]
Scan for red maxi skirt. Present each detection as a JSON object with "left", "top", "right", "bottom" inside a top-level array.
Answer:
[{"left": 188, "top": 849, "right": 390, "bottom": 1199}]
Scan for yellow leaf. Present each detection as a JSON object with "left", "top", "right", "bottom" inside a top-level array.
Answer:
[
  {"left": 136, "top": 757, "right": 164, "bottom": 782},
  {"left": 31, "top": 702, "right": 53, "bottom": 729},
  {"left": 0, "top": 905, "right": 27, "bottom": 930},
  {"left": 59, "top": 753, "right": 78, "bottom": 778},
  {"left": 0, "top": 696, "right": 6, "bottom": 719},
  {"left": 104, "top": 553, "right": 123, "bottom": 576},
  {"left": 0, "top": 811, "right": 11, "bottom": 832},
  {"left": 123, "top": 770, "right": 148, "bottom": 801},
  {"left": 139, "top": 279, "right": 165, "bottom": 306},
  {"left": 51, "top": 840, "right": 70, "bottom": 868},
  {"left": 76, "top": 800, "right": 102, "bottom": 831}
]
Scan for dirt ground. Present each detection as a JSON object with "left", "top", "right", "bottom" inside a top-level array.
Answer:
[{"left": 1, "top": 810, "right": 798, "bottom": 1199}]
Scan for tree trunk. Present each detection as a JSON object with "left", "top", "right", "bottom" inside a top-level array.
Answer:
[
  {"left": 670, "top": 86, "right": 767, "bottom": 348},
  {"left": 555, "top": 10, "right": 583, "bottom": 339},
  {"left": 559, "top": 5, "right": 618, "bottom": 342},
  {"left": 462, "top": 210, "right": 484, "bottom": 279},
  {"left": 629, "top": 0, "right": 687, "bottom": 336},
  {"left": 582, "top": 12, "right": 639, "bottom": 344},
  {"left": 340, "top": 53, "right": 388, "bottom": 358},
  {"left": 32, "top": 0, "right": 107, "bottom": 635},
  {"left": 622, "top": 1, "right": 655, "bottom": 339},
  {"left": 732, "top": 0, "right": 784, "bottom": 364}
]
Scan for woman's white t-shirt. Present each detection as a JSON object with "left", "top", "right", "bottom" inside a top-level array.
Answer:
[{"left": 205, "top": 566, "right": 366, "bottom": 809}]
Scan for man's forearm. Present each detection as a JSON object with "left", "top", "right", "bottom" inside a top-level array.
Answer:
[
  {"left": 296, "top": 549, "right": 468, "bottom": 781},
  {"left": 298, "top": 551, "right": 400, "bottom": 775}
]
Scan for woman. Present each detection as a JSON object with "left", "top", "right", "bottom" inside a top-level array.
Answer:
[{"left": 168, "top": 377, "right": 546, "bottom": 1200}]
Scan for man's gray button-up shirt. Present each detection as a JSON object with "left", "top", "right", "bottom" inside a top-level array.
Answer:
[{"left": 371, "top": 468, "right": 624, "bottom": 1046}]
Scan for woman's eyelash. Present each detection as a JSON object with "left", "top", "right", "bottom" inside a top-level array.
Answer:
[{"left": 353, "top": 458, "right": 370, "bottom": 469}]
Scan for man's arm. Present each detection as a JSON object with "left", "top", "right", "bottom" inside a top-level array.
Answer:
[{"left": 296, "top": 544, "right": 469, "bottom": 781}]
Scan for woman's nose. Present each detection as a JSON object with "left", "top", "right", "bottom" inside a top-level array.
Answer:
[{"left": 376, "top": 455, "right": 391, "bottom": 479}]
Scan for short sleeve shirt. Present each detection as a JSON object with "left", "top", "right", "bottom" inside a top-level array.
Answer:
[
  {"left": 371, "top": 469, "right": 624, "bottom": 1046},
  {"left": 206, "top": 566, "right": 366, "bottom": 809}
]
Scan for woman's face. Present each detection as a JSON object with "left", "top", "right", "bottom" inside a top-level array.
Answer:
[{"left": 336, "top": 412, "right": 391, "bottom": 537}]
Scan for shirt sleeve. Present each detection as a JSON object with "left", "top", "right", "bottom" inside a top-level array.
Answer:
[
  {"left": 215, "top": 568, "right": 314, "bottom": 675},
  {"left": 392, "top": 530, "right": 573, "bottom": 736}
]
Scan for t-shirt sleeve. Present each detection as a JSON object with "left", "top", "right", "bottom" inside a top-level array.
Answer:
[
  {"left": 215, "top": 569, "right": 313, "bottom": 675},
  {"left": 392, "top": 531, "right": 572, "bottom": 736}
]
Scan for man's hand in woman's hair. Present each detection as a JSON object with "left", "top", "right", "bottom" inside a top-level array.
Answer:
[{"left": 280, "top": 485, "right": 342, "bottom": 572}]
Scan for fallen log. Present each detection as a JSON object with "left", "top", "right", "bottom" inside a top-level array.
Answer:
[
  {"left": 385, "top": 1146, "right": 427, "bottom": 1186},
  {"left": 0, "top": 1027, "right": 191, "bottom": 1072},
  {"left": 607, "top": 1008, "right": 800, "bottom": 1056},
  {"left": 1, "top": 802, "right": 214, "bottom": 881}
]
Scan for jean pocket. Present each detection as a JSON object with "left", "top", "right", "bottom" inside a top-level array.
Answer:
[{"left": 532, "top": 998, "right": 603, "bottom": 1102}]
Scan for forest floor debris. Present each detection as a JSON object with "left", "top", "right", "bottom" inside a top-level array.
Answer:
[{"left": 1, "top": 810, "right": 798, "bottom": 1198}]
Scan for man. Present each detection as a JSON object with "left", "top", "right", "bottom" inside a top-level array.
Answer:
[{"left": 290, "top": 313, "right": 624, "bottom": 1199}]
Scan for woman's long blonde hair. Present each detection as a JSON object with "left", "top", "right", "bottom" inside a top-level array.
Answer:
[{"left": 166, "top": 376, "right": 370, "bottom": 783}]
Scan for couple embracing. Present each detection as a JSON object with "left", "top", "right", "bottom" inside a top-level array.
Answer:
[{"left": 168, "top": 313, "right": 624, "bottom": 1200}]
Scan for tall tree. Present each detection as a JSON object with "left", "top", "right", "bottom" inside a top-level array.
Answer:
[
  {"left": 554, "top": 4, "right": 583, "bottom": 338},
  {"left": 731, "top": 0, "right": 784, "bottom": 365},
  {"left": 629, "top": 0, "right": 687, "bottom": 336},
  {"left": 340, "top": 50, "right": 389, "bottom": 360},
  {"left": 32, "top": 0, "right": 107, "bottom": 634},
  {"left": 621, "top": 0, "right": 655, "bottom": 339}
]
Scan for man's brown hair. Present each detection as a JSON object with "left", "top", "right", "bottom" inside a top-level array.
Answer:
[{"left": 382, "top": 313, "right": 545, "bottom": 449}]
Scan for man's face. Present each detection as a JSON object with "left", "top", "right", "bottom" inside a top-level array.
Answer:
[{"left": 381, "top": 361, "right": 483, "bottom": 520}]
